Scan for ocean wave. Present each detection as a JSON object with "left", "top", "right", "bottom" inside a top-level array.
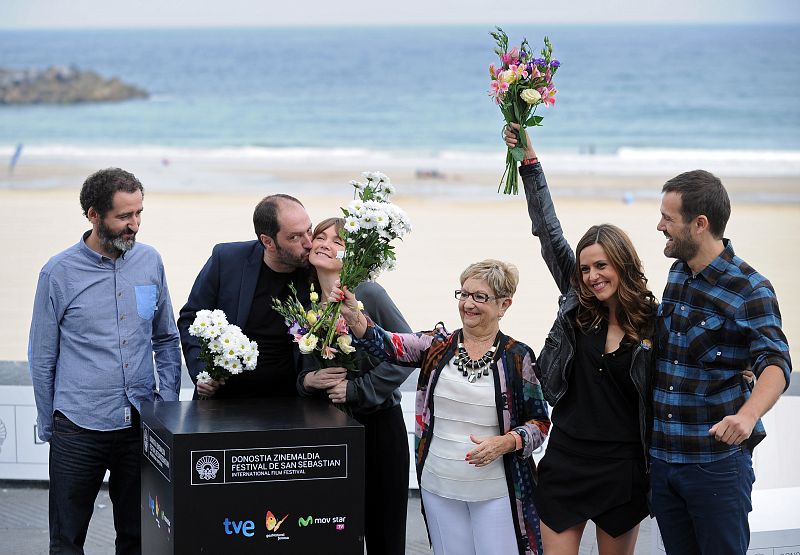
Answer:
[{"left": 2, "top": 144, "right": 800, "bottom": 177}]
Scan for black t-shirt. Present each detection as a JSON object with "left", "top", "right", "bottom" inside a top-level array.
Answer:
[
  {"left": 215, "top": 261, "right": 309, "bottom": 399},
  {"left": 550, "top": 321, "right": 641, "bottom": 458}
]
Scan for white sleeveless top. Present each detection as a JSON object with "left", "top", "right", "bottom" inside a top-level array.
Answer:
[{"left": 420, "top": 358, "right": 507, "bottom": 501}]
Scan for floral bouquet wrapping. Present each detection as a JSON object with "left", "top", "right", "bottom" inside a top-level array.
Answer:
[
  {"left": 272, "top": 172, "right": 411, "bottom": 407},
  {"left": 188, "top": 309, "right": 258, "bottom": 398},
  {"left": 488, "top": 27, "right": 560, "bottom": 195}
]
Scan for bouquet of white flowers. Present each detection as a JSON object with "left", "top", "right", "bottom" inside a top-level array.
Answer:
[
  {"left": 188, "top": 309, "right": 259, "bottom": 398},
  {"left": 339, "top": 171, "right": 412, "bottom": 285},
  {"left": 273, "top": 171, "right": 411, "bottom": 367}
]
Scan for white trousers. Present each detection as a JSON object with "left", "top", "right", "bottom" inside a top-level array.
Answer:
[{"left": 421, "top": 488, "right": 519, "bottom": 555}]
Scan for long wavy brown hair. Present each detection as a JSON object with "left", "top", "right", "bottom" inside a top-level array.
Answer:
[{"left": 572, "top": 224, "right": 657, "bottom": 342}]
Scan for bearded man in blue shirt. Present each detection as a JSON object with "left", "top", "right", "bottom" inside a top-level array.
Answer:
[
  {"left": 28, "top": 168, "right": 182, "bottom": 554},
  {"left": 651, "top": 169, "right": 792, "bottom": 554}
]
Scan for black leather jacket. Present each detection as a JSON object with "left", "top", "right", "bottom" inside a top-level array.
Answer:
[{"left": 521, "top": 162, "right": 654, "bottom": 462}]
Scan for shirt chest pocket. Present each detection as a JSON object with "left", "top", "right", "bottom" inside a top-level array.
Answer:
[
  {"left": 687, "top": 312, "right": 728, "bottom": 366},
  {"left": 135, "top": 285, "right": 158, "bottom": 321}
]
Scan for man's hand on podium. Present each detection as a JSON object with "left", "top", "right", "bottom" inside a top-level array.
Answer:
[{"left": 196, "top": 377, "right": 226, "bottom": 398}]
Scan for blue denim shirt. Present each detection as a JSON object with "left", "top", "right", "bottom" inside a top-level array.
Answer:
[{"left": 28, "top": 233, "right": 182, "bottom": 441}]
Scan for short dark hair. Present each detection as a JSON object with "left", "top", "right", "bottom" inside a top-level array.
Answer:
[
  {"left": 79, "top": 168, "right": 144, "bottom": 218},
  {"left": 662, "top": 170, "right": 730, "bottom": 239},
  {"left": 253, "top": 194, "right": 304, "bottom": 240}
]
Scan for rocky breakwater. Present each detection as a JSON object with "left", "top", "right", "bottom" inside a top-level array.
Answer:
[{"left": 0, "top": 66, "right": 148, "bottom": 104}]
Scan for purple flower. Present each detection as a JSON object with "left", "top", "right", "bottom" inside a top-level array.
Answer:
[
  {"left": 550, "top": 60, "right": 561, "bottom": 68},
  {"left": 534, "top": 58, "right": 546, "bottom": 67}
]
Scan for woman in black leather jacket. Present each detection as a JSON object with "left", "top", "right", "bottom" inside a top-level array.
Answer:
[{"left": 505, "top": 124, "right": 657, "bottom": 555}]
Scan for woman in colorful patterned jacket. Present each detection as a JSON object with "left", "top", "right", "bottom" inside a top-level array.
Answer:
[{"left": 334, "top": 259, "right": 551, "bottom": 555}]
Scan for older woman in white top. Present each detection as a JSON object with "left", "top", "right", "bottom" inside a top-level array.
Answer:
[{"left": 336, "top": 259, "right": 551, "bottom": 555}]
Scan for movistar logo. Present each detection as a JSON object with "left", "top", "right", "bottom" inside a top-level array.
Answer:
[{"left": 298, "top": 515, "right": 313, "bottom": 527}]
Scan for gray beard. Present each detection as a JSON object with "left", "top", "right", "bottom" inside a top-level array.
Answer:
[{"left": 99, "top": 222, "right": 136, "bottom": 254}]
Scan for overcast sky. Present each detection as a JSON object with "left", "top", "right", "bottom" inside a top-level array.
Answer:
[{"left": 1, "top": 0, "right": 799, "bottom": 28}]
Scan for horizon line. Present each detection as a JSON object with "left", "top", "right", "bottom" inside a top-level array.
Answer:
[{"left": 2, "top": 21, "right": 800, "bottom": 31}]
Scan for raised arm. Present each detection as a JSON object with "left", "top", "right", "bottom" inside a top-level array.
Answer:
[
  {"left": 504, "top": 124, "right": 576, "bottom": 294},
  {"left": 345, "top": 281, "right": 416, "bottom": 408},
  {"left": 337, "top": 282, "right": 438, "bottom": 366}
]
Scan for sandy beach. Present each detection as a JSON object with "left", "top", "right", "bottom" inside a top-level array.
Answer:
[{"left": 1, "top": 156, "right": 798, "bottom": 368}]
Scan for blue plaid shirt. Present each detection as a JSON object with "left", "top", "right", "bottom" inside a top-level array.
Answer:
[{"left": 651, "top": 240, "right": 791, "bottom": 464}]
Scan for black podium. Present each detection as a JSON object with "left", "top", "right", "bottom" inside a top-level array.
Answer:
[{"left": 140, "top": 398, "right": 365, "bottom": 554}]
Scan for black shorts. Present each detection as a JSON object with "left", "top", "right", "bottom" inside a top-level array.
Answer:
[{"left": 534, "top": 443, "right": 649, "bottom": 537}]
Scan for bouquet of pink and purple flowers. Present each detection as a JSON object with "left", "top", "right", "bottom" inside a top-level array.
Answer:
[{"left": 488, "top": 27, "right": 560, "bottom": 195}]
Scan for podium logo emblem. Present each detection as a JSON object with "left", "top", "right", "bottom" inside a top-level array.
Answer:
[{"left": 196, "top": 455, "right": 220, "bottom": 480}]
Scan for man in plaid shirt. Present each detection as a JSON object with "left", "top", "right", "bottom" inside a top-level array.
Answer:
[{"left": 651, "top": 169, "right": 791, "bottom": 554}]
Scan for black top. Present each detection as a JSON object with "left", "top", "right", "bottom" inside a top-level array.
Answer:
[
  {"left": 551, "top": 321, "right": 641, "bottom": 458},
  {"left": 217, "top": 261, "right": 309, "bottom": 399}
]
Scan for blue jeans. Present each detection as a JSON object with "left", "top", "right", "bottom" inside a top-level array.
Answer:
[
  {"left": 650, "top": 449, "right": 755, "bottom": 555},
  {"left": 48, "top": 411, "right": 141, "bottom": 555}
]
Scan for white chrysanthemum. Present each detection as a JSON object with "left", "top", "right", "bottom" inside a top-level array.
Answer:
[
  {"left": 359, "top": 211, "right": 378, "bottom": 229},
  {"left": 363, "top": 199, "right": 383, "bottom": 211},
  {"left": 349, "top": 180, "right": 365, "bottom": 190},
  {"left": 189, "top": 311, "right": 222, "bottom": 340},
  {"left": 347, "top": 199, "right": 365, "bottom": 215},
  {"left": 208, "top": 338, "right": 223, "bottom": 354},
  {"left": 373, "top": 210, "right": 390, "bottom": 229},
  {"left": 344, "top": 216, "right": 361, "bottom": 233},
  {"left": 210, "top": 310, "right": 229, "bottom": 327},
  {"left": 382, "top": 182, "right": 396, "bottom": 196},
  {"left": 227, "top": 359, "right": 243, "bottom": 375},
  {"left": 196, "top": 371, "right": 212, "bottom": 384},
  {"left": 218, "top": 329, "right": 244, "bottom": 359},
  {"left": 242, "top": 353, "right": 257, "bottom": 370},
  {"left": 298, "top": 333, "right": 318, "bottom": 354},
  {"left": 362, "top": 171, "right": 387, "bottom": 182},
  {"left": 213, "top": 354, "right": 229, "bottom": 369},
  {"left": 371, "top": 171, "right": 389, "bottom": 183}
]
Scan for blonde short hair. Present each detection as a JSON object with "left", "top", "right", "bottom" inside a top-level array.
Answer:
[{"left": 459, "top": 259, "right": 519, "bottom": 298}]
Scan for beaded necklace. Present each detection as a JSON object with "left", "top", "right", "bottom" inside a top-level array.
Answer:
[{"left": 455, "top": 332, "right": 500, "bottom": 383}]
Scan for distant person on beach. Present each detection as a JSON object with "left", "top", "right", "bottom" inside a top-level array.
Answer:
[
  {"left": 178, "top": 194, "right": 313, "bottom": 399},
  {"left": 28, "top": 168, "right": 182, "bottom": 554},
  {"left": 336, "top": 259, "right": 551, "bottom": 555},
  {"left": 297, "top": 216, "right": 413, "bottom": 555},
  {"left": 8, "top": 143, "right": 23, "bottom": 175},
  {"left": 505, "top": 124, "right": 656, "bottom": 555},
  {"left": 650, "top": 169, "right": 792, "bottom": 554}
]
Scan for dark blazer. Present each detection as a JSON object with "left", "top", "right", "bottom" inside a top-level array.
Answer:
[{"left": 178, "top": 240, "right": 287, "bottom": 389}]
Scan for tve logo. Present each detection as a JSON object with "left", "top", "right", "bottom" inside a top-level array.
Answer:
[{"left": 223, "top": 517, "right": 255, "bottom": 537}]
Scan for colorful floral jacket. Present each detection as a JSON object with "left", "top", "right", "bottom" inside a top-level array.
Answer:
[{"left": 357, "top": 323, "right": 551, "bottom": 555}]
